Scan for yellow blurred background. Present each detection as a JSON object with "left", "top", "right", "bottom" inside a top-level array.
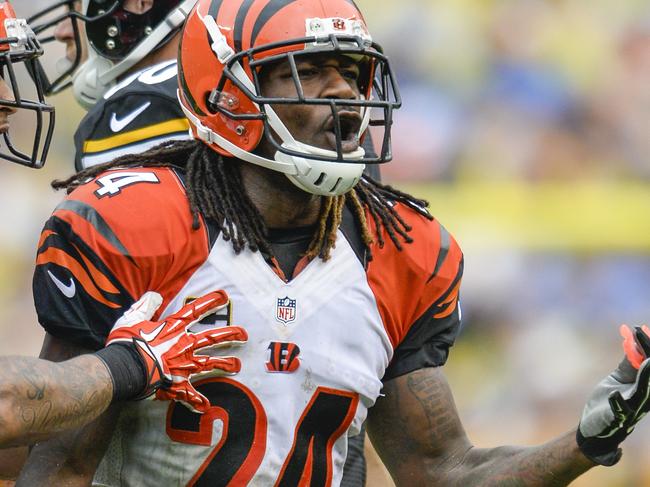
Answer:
[{"left": 2, "top": 0, "right": 650, "bottom": 485}]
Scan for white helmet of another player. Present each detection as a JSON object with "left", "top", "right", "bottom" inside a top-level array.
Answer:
[{"left": 29, "top": 0, "right": 197, "bottom": 108}]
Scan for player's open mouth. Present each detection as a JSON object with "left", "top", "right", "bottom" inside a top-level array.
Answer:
[{"left": 324, "top": 111, "right": 362, "bottom": 153}]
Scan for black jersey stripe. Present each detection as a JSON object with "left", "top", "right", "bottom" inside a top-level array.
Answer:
[
  {"left": 234, "top": 0, "right": 256, "bottom": 52},
  {"left": 40, "top": 217, "right": 133, "bottom": 306},
  {"left": 56, "top": 200, "right": 137, "bottom": 266},
  {"left": 208, "top": 0, "right": 225, "bottom": 18},
  {"left": 432, "top": 256, "right": 464, "bottom": 310},
  {"left": 427, "top": 225, "right": 451, "bottom": 283},
  {"left": 250, "top": 0, "right": 298, "bottom": 47},
  {"left": 178, "top": 55, "right": 205, "bottom": 116},
  {"left": 41, "top": 236, "right": 127, "bottom": 309}
]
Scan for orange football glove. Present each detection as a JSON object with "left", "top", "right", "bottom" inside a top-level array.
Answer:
[{"left": 107, "top": 290, "right": 247, "bottom": 413}]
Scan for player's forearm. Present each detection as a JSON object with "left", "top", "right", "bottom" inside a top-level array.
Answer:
[
  {"left": 0, "top": 355, "right": 112, "bottom": 447},
  {"left": 442, "top": 430, "right": 594, "bottom": 487}
]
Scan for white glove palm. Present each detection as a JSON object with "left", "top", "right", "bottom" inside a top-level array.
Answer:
[{"left": 577, "top": 325, "right": 650, "bottom": 465}]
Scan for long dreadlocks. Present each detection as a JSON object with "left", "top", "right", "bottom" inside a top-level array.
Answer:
[{"left": 52, "top": 140, "right": 432, "bottom": 262}]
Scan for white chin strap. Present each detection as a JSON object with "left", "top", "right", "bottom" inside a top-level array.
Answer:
[
  {"left": 187, "top": 13, "right": 370, "bottom": 197},
  {"left": 72, "top": 0, "right": 196, "bottom": 109}
]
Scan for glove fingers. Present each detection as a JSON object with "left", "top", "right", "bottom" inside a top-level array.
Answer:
[
  {"left": 168, "top": 354, "right": 242, "bottom": 378},
  {"left": 181, "top": 356, "right": 242, "bottom": 379},
  {"left": 192, "top": 326, "right": 249, "bottom": 351},
  {"left": 621, "top": 324, "right": 645, "bottom": 370},
  {"left": 156, "top": 383, "right": 211, "bottom": 414},
  {"left": 169, "top": 291, "right": 230, "bottom": 325},
  {"left": 632, "top": 359, "right": 650, "bottom": 413}
]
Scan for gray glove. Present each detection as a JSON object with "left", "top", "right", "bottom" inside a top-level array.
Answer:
[{"left": 577, "top": 325, "right": 650, "bottom": 466}]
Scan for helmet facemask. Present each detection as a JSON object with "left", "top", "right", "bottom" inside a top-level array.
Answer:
[
  {"left": 0, "top": 13, "right": 55, "bottom": 168},
  {"left": 26, "top": 0, "right": 105, "bottom": 95}
]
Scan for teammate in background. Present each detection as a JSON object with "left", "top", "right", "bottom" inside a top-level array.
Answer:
[
  {"left": 16, "top": 0, "right": 650, "bottom": 485},
  {"left": 0, "top": 2, "right": 247, "bottom": 449},
  {"left": 27, "top": 0, "right": 205, "bottom": 170},
  {"left": 28, "top": 0, "right": 374, "bottom": 483},
  {"left": 0, "top": 0, "right": 54, "bottom": 168}
]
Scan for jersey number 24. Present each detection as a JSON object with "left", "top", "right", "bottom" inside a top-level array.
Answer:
[{"left": 166, "top": 378, "right": 359, "bottom": 487}]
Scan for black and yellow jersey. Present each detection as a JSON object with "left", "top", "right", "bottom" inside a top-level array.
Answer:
[{"left": 73, "top": 60, "right": 191, "bottom": 171}]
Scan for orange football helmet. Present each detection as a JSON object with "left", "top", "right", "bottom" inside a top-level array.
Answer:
[
  {"left": 178, "top": 0, "right": 401, "bottom": 196},
  {"left": 0, "top": 0, "right": 55, "bottom": 168}
]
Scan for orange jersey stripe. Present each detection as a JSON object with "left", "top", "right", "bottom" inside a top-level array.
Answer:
[{"left": 36, "top": 247, "right": 121, "bottom": 309}]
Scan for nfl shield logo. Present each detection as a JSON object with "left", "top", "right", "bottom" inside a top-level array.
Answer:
[{"left": 276, "top": 297, "right": 297, "bottom": 324}]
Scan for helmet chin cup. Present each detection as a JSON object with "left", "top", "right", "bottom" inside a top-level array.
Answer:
[
  {"left": 72, "top": 55, "right": 115, "bottom": 109},
  {"left": 276, "top": 149, "right": 365, "bottom": 197}
]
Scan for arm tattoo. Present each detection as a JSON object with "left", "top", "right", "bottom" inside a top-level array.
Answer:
[
  {"left": 369, "top": 368, "right": 595, "bottom": 486},
  {"left": 406, "top": 370, "right": 465, "bottom": 450},
  {"left": 0, "top": 355, "right": 113, "bottom": 447}
]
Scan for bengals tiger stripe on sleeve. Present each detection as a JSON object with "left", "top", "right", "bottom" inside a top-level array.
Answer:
[
  {"left": 365, "top": 203, "right": 464, "bottom": 381},
  {"left": 33, "top": 167, "right": 210, "bottom": 350}
]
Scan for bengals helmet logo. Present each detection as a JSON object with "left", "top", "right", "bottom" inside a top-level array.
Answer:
[
  {"left": 332, "top": 18, "right": 346, "bottom": 30},
  {"left": 266, "top": 342, "right": 301, "bottom": 373}
]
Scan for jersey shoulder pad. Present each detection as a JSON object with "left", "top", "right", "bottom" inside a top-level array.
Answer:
[
  {"left": 74, "top": 60, "right": 190, "bottom": 171},
  {"left": 54, "top": 167, "right": 206, "bottom": 296},
  {"left": 367, "top": 203, "right": 463, "bottom": 347},
  {"left": 60, "top": 167, "right": 195, "bottom": 248},
  {"left": 34, "top": 167, "right": 209, "bottom": 348}
]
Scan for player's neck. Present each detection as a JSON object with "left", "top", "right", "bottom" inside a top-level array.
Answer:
[{"left": 238, "top": 162, "right": 322, "bottom": 229}]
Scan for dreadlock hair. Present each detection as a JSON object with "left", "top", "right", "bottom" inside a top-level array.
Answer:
[{"left": 52, "top": 140, "right": 433, "bottom": 262}]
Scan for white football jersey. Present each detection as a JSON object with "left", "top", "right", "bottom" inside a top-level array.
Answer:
[{"left": 34, "top": 167, "right": 463, "bottom": 487}]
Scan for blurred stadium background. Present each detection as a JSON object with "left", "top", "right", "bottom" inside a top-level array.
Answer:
[{"left": 2, "top": 0, "right": 649, "bottom": 485}]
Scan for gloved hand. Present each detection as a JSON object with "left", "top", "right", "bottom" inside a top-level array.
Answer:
[
  {"left": 107, "top": 290, "right": 248, "bottom": 413},
  {"left": 576, "top": 325, "right": 650, "bottom": 466}
]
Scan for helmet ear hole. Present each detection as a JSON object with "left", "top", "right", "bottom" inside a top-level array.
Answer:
[{"left": 313, "top": 173, "right": 326, "bottom": 186}]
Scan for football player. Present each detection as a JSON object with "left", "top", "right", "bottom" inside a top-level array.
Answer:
[
  {"left": 27, "top": 0, "right": 195, "bottom": 169},
  {"left": 28, "top": 0, "right": 375, "bottom": 483},
  {"left": 16, "top": 1, "right": 650, "bottom": 485},
  {"left": 0, "top": 2, "right": 246, "bottom": 450},
  {"left": 0, "top": 0, "right": 53, "bottom": 168}
]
